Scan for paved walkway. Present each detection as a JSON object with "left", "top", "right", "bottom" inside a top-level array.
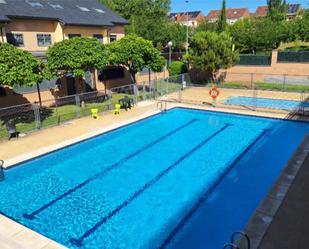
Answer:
[{"left": 258, "top": 154, "right": 309, "bottom": 249}]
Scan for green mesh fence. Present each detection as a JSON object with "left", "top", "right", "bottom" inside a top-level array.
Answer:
[
  {"left": 278, "top": 51, "right": 309, "bottom": 63},
  {"left": 238, "top": 54, "right": 272, "bottom": 66}
]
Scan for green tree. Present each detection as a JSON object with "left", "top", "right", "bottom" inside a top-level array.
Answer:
[
  {"left": 230, "top": 17, "right": 281, "bottom": 53},
  {"left": 0, "top": 43, "right": 43, "bottom": 87},
  {"left": 218, "top": 0, "right": 227, "bottom": 32},
  {"left": 101, "top": 0, "right": 173, "bottom": 48},
  {"left": 108, "top": 34, "right": 165, "bottom": 83},
  {"left": 187, "top": 31, "right": 239, "bottom": 80},
  {"left": 267, "top": 0, "right": 286, "bottom": 21},
  {"left": 46, "top": 37, "right": 108, "bottom": 79},
  {"left": 195, "top": 20, "right": 218, "bottom": 33}
]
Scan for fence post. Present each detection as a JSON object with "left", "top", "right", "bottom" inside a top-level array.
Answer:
[
  {"left": 283, "top": 74, "right": 287, "bottom": 91},
  {"left": 133, "top": 84, "right": 138, "bottom": 104},
  {"left": 142, "top": 81, "right": 146, "bottom": 100},
  {"left": 160, "top": 79, "right": 163, "bottom": 96},
  {"left": 75, "top": 94, "right": 81, "bottom": 118},
  {"left": 182, "top": 74, "right": 186, "bottom": 89},
  {"left": 55, "top": 98, "right": 60, "bottom": 125},
  {"left": 253, "top": 87, "right": 258, "bottom": 111},
  {"left": 0, "top": 160, "right": 4, "bottom": 182},
  {"left": 108, "top": 90, "right": 113, "bottom": 110},
  {"left": 33, "top": 105, "right": 41, "bottom": 129},
  {"left": 250, "top": 73, "right": 254, "bottom": 89}
]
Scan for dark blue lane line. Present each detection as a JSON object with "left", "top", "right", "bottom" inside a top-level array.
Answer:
[
  {"left": 69, "top": 124, "right": 231, "bottom": 247},
  {"left": 23, "top": 119, "right": 199, "bottom": 220},
  {"left": 158, "top": 128, "right": 270, "bottom": 249}
]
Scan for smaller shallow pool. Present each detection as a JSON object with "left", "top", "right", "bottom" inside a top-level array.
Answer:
[{"left": 225, "top": 96, "right": 308, "bottom": 111}]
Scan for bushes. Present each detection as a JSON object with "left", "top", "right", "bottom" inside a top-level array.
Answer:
[{"left": 168, "top": 61, "right": 188, "bottom": 76}]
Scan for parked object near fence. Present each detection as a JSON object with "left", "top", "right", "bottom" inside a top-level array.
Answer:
[{"left": 278, "top": 51, "right": 309, "bottom": 63}]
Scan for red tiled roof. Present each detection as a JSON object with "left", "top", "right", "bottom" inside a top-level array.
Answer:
[
  {"left": 206, "top": 8, "right": 250, "bottom": 20},
  {"left": 253, "top": 6, "right": 268, "bottom": 17}
]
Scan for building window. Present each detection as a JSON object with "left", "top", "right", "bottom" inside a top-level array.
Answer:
[
  {"left": 37, "top": 34, "right": 52, "bottom": 46},
  {"left": 110, "top": 35, "right": 117, "bottom": 43},
  {"left": 68, "top": 34, "right": 81, "bottom": 39},
  {"left": 93, "top": 34, "right": 103, "bottom": 43},
  {"left": 6, "top": 33, "right": 24, "bottom": 47}
]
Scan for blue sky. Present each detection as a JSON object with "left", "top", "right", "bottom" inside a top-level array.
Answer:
[{"left": 171, "top": 0, "right": 309, "bottom": 14}]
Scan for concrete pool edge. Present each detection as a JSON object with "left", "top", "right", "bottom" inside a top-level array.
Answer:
[{"left": 239, "top": 132, "right": 309, "bottom": 249}]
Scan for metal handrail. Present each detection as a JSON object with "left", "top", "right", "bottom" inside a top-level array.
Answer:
[
  {"left": 0, "top": 160, "right": 4, "bottom": 181},
  {"left": 223, "top": 243, "right": 240, "bottom": 249},
  {"left": 231, "top": 231, "right": 251, "bottom": 249}
]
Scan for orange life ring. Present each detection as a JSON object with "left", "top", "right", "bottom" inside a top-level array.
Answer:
[{"left": 209, "top": 86, "right": 220, "bottom": 99}]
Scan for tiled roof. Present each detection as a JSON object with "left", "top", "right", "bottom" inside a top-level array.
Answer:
[
  {"left": 206, "top": 8, "right": 250, "bottom": 20},
  {"left": 0, "top": 0, "right": 128, "bottom": 26},
  {"left": 253, "top": 6, "right": 268, "bottom": 17},
  {"left": 169, "top": 11, "right": 203, "bottom": 21},
  {"left": 253, "top": 4, "right": 301, "bottom": 18}
]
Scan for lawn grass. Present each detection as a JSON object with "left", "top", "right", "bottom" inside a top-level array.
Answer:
[{"left": 0, "top": 93, "right": 128, "bottom": 140}]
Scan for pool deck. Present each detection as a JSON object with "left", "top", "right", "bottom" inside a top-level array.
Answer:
[{"left": 0, "top": 100, "right": 309, "bottom": 249}]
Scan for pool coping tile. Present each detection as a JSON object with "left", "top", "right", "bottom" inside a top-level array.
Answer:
[{"left": 239, "top": 132, "right": 309, "bottom": 249}]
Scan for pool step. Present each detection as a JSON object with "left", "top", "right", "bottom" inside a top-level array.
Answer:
[{"left": 223, "top": 231, "right": 251, "bottom": 249}]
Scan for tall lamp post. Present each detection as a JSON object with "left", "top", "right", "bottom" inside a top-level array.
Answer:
[
  {"left": 168, "top": 41, "right": 173, "bottom": 67},
  {"left": 185, "top": 0, "right": 189, "bottom": 56}
]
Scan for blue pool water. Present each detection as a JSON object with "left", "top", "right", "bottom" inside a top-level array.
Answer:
[
  {"left": 225, "top": 96, "right": 308, "bottom": 110},
  {"left": 0, "top": 108, "right": 308, "bottom": 249}
]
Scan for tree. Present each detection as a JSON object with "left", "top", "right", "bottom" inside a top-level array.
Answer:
[
  {"left": 230, "top": 17, "right": 281, "bottom": 53},
  {"left": 0, "top": 43, "right": 43, "bottom": 87},
  {"left": 100, "top": 0, "right": 173, "bottom": 48},
  {"left": 46, "top": 37, "right": 108, "bottom": 79},
  {"left": 108, "top": 34, "right": 165, "bottom": 83},
  {"left": 195, "top": 20, "right": 218, "bottom": 33},
  {"left": 218, "top": 0, "right": 227, "bottom": 32},
  {"left": 187, "top": 31, "right": 239, "bottom": 80},
  {"left": 267, "top": 0, "right": 287, "bottom": 21}
]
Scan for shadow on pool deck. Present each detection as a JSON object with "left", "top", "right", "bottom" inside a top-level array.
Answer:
[{"left": 258, "top": 154, "right": 309, "bottom": 249}]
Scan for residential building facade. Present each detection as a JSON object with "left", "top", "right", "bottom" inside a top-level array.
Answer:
[
  {"left": 0, "top": 0, "right": 130, "bottom": 106},
  {"left": 169, "top": 11, "right": 204, "bottom": 27}
]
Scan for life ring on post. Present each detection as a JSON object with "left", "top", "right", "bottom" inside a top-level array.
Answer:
[{"left": 209, "top": 86, "right": 220, "bottom": 99}]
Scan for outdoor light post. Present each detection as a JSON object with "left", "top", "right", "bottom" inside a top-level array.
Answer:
[
  {"left": 168, "top": 41, "right": 173, "bottom": 67},
  {"left": 185, "top": 0, "right": 189, "bottom": 56}
]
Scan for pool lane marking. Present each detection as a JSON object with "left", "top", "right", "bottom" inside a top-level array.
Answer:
[
  {"left": 158, "top": 128, "right": 270, "bottom": 249},
  {"left": 23, "top": 119, "right": 198, "bottom": 220},
  {"left": 69, "top": 123, "right": 231, "bottom": 247}
]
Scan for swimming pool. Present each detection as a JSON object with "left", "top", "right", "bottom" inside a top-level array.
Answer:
[
  {"left": 0, "top": 108, "right": 308, "bottom": 249},
  {"left": 225, "top": 96, "right": 308, "bottom": 111}
]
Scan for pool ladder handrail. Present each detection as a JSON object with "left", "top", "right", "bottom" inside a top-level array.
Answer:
[
  {"left": 231, "top": 231, "right": 251, "bottom": 249},
  {"left": 223, "top": 231, "right": 251, "bottom": 249},
  {"left": 223, "top": 243, "right": 240, "bottom": 249},
  {"left": 157, "top": 100, "right": 167, "bottom": 112},
  {"left": 0, "top": 160, "right": 4, "bottom": 182}
]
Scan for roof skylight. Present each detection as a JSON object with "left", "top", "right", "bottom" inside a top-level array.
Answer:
[
  {"left": 77, "top": 6, "right": 90, "bottom": 12},
  {"left": 94, "top": 8, "right": 105, "bottom": 13}
]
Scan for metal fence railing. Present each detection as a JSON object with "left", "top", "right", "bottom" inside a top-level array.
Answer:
[
  {"left": 1, "top": 72, "right": 308, "bottom": 141},
  {"left": 0, "top": 74, "right": 187, "bottom": 140},
  {"left": 164, "top": 72, "right": 309, "bottom": 118}
]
